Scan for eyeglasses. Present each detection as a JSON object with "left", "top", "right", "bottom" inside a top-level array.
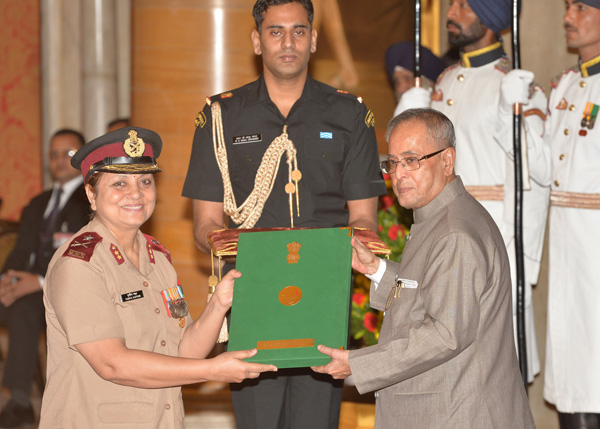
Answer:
[{"left": 380, "top": 148, "right": 447, "bottom": 174}]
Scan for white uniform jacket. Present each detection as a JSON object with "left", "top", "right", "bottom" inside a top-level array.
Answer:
[
  {"left": 544, "top": 55, "right": 600, "bottom": 413},
  {"left": 430, "top": 42, "right": 550, "bottom": 381}
]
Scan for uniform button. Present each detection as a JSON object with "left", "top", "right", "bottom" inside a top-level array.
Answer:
[
  {"left": 447, "top": 99, "right": 454, "bottom": 106},
  {"left": 161, "top": 340, "right": 166, "bottom": 346},
  {"left": 143, "top": 281, "right": 149, "bottom": 287},
  {"left": 374, "top": 391, "right": 379, "bottom": 399},
  {"left": 554, "top": 180, "right": 560, "bottom": 187},
  {"left": 559, "top": 154, "right": 565, "bottom": 161},
  {"left": 322, "top": 152, "right": 328, "bottom": 158},
  {"left": 457, "top": 74, "right": 464, "bottom": 81},
  {"left": 569, "top": 104, "right": 576, "bottom": 111},
  {"left": 580, "top": 80, "right": 586, "bottom": 88},
  {"left": 155, "top": 308, "right": 160, "bottom": 314},
  {"left": 564, "top": 129, "right": 570, "bottom": 135},
  {"left": 165, "top": 403, "right": 171, "bottom": 411}
]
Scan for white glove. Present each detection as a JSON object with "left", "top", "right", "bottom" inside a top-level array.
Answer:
[
  {"left": 393, "top": 87, "right": 431, "bottom": 118},
  {"left": 499, "top": 69, "right": 534, "bottom": 113}
]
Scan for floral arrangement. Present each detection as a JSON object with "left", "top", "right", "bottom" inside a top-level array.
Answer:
[{"left": 350, "top": 174, "right": 410, "bottom": 347}]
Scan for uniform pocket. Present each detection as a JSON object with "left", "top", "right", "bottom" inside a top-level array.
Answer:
[
  {"left": 97, "top": 401, "right": 154, "bottom": 423},
  {"left": 391, "top": 391, "right": 449, "bottom": 416}
]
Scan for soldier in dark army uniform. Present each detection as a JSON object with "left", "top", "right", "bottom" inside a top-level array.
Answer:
[{"left": 182, "top": 0, "right": 385, "bottom": 428}]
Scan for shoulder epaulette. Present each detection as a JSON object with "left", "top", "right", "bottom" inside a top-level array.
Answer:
[
  {"left": 494, "top": 57, "right": 512, "bottom": 74},
  {"left": 551, "top": 65, "right": 579, "bottom": 89},
  {"left": 144, "top": 234, "right": 172, "bottom": 264},
  {"left": 62, "top": 232, "right": 103, "bottom": 262},
  {"left": 435, "top": 63, "right": 459, "bottom": 86}
]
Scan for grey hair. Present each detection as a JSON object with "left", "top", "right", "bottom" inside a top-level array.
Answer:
[{"left": 385, "top": 108, "right": 456, "bottom": 149}]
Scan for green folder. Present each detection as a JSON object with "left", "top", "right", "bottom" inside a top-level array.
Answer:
[{"left": 228, "top": 228, "right": 353, "bottom": 368}]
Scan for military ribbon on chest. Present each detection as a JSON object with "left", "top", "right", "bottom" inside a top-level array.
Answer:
[
  {"left": 160, "top": 285, "right": 189, "bottom": 319},
  {"left": 580, "top": 102, "right": 599, "bottom": 136}
]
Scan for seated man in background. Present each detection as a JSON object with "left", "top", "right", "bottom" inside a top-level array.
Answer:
[{"left": 0, "top": 129, "right": 89, "bottom": 428}]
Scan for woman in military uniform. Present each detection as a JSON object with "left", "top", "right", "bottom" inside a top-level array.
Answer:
[{"left": 39, "top": 127, "right": 276, "bottom": 428}]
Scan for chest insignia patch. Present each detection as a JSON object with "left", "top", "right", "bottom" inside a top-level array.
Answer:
[
  {"left": 160, "top": 284, "right": 189, "bottom": 319},
  {"left": 365, "top": 110, "right": 375, "bottom": 128},
  {"left": 120, "top": 290, "right": 144, "bottom": 303},
  {"left": 432, "top": 89, "right": 443, "bottom": 102},
  {"left": 110, "top": 244, "right": 125, "bottom": 265},
  {"left": 233, "top": 134, "right": 262, "bottom": 145},
  {"left": 62, "top": 232, "right": 102, "bottom": 262},
  {"left": 556, "top": 98, "right": 568, "bottom": 110},
  {"left": 195, "top": 111, "right": 207, "bottom": 128},
  {"left": 144, "top": 234, "right": 172, "bottom": 264},
  {"left": 320, "top": 132, "right": 333, "bottom": 139}
]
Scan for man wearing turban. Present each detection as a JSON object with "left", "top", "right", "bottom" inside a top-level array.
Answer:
[
  {"left": 544, "top": 1, "right": 600, "bottom": 427},
  {"left": 397, "top": 0, "right": 551, "bottom": 385}
]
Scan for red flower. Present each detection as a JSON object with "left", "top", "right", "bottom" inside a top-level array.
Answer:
[
  {"left": 388, "top": 224, "right": 401, "bottom": 241},
  {"left": 363, "top": 312, "right": 378, "bottom": 332},
  {"left": 380, "top": 195, "right": 394, "bottom": 210},
  {"left": 353, "top": 292, "right": 365, "bottom": 306}
]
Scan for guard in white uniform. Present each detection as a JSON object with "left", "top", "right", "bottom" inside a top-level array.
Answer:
[
  {"left": 397, "top": 0, "right": 550, "bottom": 382},
  {"left": 544, "top": 1, "right": 600, "bottom": 427}
]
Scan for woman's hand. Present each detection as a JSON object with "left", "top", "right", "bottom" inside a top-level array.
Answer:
[
  {"left": 211, "top": 269, "right": 241, "bottom": 312},
  {"left": 209, "top": 349, "right": 277, "bottom": 383}
]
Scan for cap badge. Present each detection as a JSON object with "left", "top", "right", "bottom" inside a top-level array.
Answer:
[{"left": 123, "top": 130, "right": 145, "bottom": 157}]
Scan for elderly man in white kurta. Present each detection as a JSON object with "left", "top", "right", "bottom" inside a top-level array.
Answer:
[
  {"left": 544, "top": 1, "right": 600, "bottom": 427},
  {"left": 395, "top": 0, "right": 550, "bottom": 382}
]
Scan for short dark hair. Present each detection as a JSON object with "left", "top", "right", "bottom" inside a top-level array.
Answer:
[
  {"left": 107, "top": 117, "right": 130, "bottom": 131},
  {"left": 51, "top": 128, "right": 86, "bottom": 148},
  {"left": 386, "top": 108, "right": 456, "bottom": 149},
  {"left": 252, "top": 0, "right": 314, "bottom": 31}
]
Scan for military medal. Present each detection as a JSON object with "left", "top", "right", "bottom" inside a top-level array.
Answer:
[
  {"left": 160, "top": 284, "right": 189, "bottom": 319},
  {"left": 580, "top": 102, "right": 599, "bottom": 136}
]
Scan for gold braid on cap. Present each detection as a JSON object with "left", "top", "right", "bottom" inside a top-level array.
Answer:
[{"left": 211, "top": 102, "right": 301, "bottom": 228}]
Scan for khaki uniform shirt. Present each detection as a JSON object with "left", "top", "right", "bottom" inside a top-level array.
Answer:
[{"left": 40, "top": 218, "right": 192, "bottom": 428}]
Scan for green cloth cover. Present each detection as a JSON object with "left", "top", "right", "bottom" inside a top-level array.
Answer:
[{"left": 228, "top": 228, "right": 353, "bottom": 368}]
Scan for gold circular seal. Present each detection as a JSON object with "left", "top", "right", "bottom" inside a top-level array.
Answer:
[{"left": 278, "top": 286, "right": 302, "bottom": 306}]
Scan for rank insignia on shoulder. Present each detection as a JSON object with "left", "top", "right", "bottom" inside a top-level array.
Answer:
[
  {"left": 195, "top": 111, "right": 207, "bottom": 128},
  {"left": 110, "top": 244, "right": 125, "bottom": 265},
  {"left": 365, "top": 110, "right": 375, "bottom": 128},
  {"left": 337, "top": 89, "right": 348, "bottom": 94},
  {"left": 62, "top": 232, "right": 102, "bottom": 262},
  {"left": 556, "top": 98, "right": 568, "bottom": 110},
  {"left": 144, "top": 234, "right": 173, "bottom": 264},
  {"left": 357, "top": 96, "right": 363, "bottom": 104},
  {"left": 220, "top": 92, "right": 233, "bottom": 99},
  {"left": 205, "top": 97, "right": 212, "bottom": 106}
]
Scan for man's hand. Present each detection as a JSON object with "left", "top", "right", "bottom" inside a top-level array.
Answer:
[
  {"left": 210, "top": 349, "right": 277, "bottom": 383},
  {"left": 311, "top": 345, "right": 351, "bottom": 379},
  {"left": 394, "top": 86, "right": 431, "bottom": 117},
  {"left": 351, "top": 237, "right": 380, "bottom": 276},
  {"left": 0, "top": 269, "right": 41, "bottom": 307},
  {"left": 499, "top": 69, "right": 534, "bottom": 113}
]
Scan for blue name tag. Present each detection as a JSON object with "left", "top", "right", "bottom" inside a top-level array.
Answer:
[{"left": 320, "top": 132, "right": 333, "bottom": 139}]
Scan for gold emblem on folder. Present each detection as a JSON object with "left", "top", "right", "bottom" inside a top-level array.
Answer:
[{"left": 286, "top": 242, "right": 301, "bottom": 264}]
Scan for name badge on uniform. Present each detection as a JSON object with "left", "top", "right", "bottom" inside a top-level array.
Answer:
[
  {"left": 160, "top": 285, "right": 189, "bottom": 319},
  {"left": 385, "top": 277, "right": 418, "bottom": 310},
  {"left": 121, "top": 290, "right": 144, "bottom": 302},
  {"left": 233, "top": 134, "right": 262, "bottom": 145}
]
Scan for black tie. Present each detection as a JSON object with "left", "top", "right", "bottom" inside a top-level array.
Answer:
[{"left": 33, "top": 187, "right": 63, "bottom": 272}]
